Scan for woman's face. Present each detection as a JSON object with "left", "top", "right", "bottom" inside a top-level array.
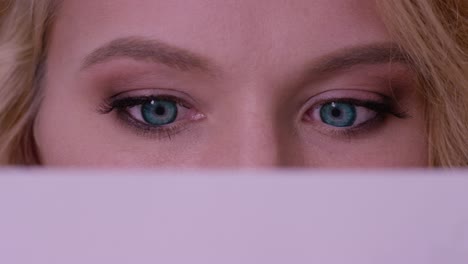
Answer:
[{"left": 35, "top": 0, "right": 428, "bottom": 167}]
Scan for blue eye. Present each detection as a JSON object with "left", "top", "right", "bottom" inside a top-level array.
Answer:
[
  {"left": 320, "top": 102, "right": 357, "bottom": 127},
  {"left": 141, "top": 99, "right": 178, "bottom": 126}
]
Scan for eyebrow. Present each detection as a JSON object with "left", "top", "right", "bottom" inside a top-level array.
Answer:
[
  {"left": 81, "top": 37, "right": 215, "bottom": 73},
  {"left": 310, "top": 42, "right": 412, "bottom": 75},
  {"left": 82, "top": 37, "right": 411, "bottom": 78}
]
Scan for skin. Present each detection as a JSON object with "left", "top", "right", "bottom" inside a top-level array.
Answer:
[{"left": 34, "top": 0, "right": 428, "bottom": 167}]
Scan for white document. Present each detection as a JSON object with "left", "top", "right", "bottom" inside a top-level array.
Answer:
[{"left": 0, "top": 170, "right": 467, "bottom": 264}]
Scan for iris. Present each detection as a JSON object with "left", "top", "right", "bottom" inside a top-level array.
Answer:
[
  {"left": 141, "top": 99, "right": 178, "bottom": 126},
  {"left": 320, "top": 102, "right": 357, "bottom": 127}
]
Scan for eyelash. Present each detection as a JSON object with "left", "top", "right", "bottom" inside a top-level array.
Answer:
[
  {"left": 98, "top": 95, "right": 192, "bottom": 140},
  {"left": 98, "top": 94, "right": 409, "bottom": 140},
  {"left": 304, "top": 97, "right": 409, "bottom": 137}
]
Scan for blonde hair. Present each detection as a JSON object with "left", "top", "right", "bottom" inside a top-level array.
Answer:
[
  {"left": 0, "top": 0, "right": 467, "bottom": 166},
  {"left": 377, "top": 0, "right": 468, "bottom": 167},
  {"left": 0, "top": 0, "right": 57, "bottom": 165}
]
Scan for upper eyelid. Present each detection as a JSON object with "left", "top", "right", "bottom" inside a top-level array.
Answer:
[
  {"left": 112, "top": 95, "right": 189, "bottom": 108},
  {"left": 302, "top": 89, "right": 388, "bottom": 103},
  {"left": 304, "top": 97, "right": 409, "bottom": 121},
  {"left": 299, "top": 90, "right": 388, "bottom": 113},
  {"left": 311, "top": 98, "right": 386, "bottom": 108},
  {"left": 98, "top": 94, "right": 185, "bottom": 115},
  {"left": 102, "top": 88, "right": 201, "bottom": 111},
  {"left": 108, "top": 87, "right": 201, "bottom": 105}
]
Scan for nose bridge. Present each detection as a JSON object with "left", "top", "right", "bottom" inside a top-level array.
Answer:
[
  {"left": 214, "top": 89, "right": 291, "bottom": 167},
  {"left": 237, "top": 111, "right": 281, "bottom": 167}
]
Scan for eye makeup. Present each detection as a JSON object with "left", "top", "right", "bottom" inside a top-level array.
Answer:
[
  {"left": 301, "top": 89, "right": 410, "bottom": 138},
  {"left": 91, "top": 60, "right": 414, "bottom": 142},
  {"left": 97, "top": 90, "right": 205, "bottom": 140}
]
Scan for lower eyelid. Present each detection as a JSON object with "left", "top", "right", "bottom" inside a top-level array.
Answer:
[
  {"left": 309, "top": 113, "right": 387, "bottom": 139},
  {"left": 115, "top": 109, "right": 190, "bottom": 139}
]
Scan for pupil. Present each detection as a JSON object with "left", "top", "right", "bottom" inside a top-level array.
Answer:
[
  {"left": 331, "top": 108, "right": 342, "bottom": 118},
  {"left": 155, "top": 106, "right": 166, "bottom": 116}
]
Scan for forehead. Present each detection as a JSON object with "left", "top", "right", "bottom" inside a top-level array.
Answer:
[{"left": 51, "top": 0, "right": 389, "bottom": 75}]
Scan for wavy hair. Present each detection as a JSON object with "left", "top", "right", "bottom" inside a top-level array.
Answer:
[
  {"left": 0, "top": 0, "right": 58, "bottom": 165},
  {"left": 377, "top": 0, "right": 468, "bottom": 166}
]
